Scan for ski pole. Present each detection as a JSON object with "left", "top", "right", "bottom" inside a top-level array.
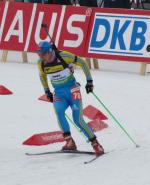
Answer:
[
  {"left": 65, "top": 113, "right": 88, "bottom": 142},
  {"left": 92, "top": 91, "right": 139, "bottom": 147}
]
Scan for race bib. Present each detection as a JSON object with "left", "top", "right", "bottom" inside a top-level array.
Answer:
[
  {"left": 47, "top": 68, "right": 71, "bottom": 82},
  {"left": 71, "top": 86, "right": 81, "bottom": 100}
]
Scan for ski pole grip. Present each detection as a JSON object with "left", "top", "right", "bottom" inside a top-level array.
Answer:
[{"left": 41, "top": 23, "right": 47, "bottom": 28}]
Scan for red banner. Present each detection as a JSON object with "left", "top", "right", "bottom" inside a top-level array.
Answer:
[
  {"left": 28, "top": 4, "right": 63, "bottom": 52},
  {"left": 0, "top": 2, "right": 33, "bottom": 51},
  {"left": 58, "top": 6, "right": 92, "bottom": 56},
  {"left": 0, "top": 2, "right": 150, "bottom": 62}
]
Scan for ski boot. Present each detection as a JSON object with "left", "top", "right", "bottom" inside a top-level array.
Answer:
[
  {"left": 62, "top": 133, "right": 77, "bottom": 151},
  {"left": 91, "top": 138, "right": 104, "bottom": 156}
]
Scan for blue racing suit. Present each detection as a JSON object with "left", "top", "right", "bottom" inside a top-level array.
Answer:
[{"left": 37, "top": 51, "right": 95, "bottom": 141}]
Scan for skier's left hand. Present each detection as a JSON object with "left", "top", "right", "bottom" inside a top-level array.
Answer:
[{"left": 85, "top": 80, "right": 94, "bottom": 94}]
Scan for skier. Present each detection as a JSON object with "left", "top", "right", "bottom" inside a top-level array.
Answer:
[{"left": 36, "top": 41, "right": 104, "bottom": 156}]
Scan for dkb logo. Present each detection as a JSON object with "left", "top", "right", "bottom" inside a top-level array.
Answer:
[{"left": 89, "top": 13, "right": 149, "bottom": 56}]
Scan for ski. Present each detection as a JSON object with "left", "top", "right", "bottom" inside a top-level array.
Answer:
[
  {"left": 84, "top": 155, "right": 103, "bottom": 164},
  {"left": 84, "top": 151, "right": 111, "bottom": 164},
  {"left": 25, "top": 150, "right": 95, "bottom": 156}
]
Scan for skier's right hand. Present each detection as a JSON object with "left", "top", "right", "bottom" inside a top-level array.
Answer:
[{"left": 45, "top": 89, "right": 53, "bottom": 102}]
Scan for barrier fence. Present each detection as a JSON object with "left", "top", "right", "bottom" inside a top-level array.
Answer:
[{"left": 0, "top": 2, "right": 150, "bottom": 74}]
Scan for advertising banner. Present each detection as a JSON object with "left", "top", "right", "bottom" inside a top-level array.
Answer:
[
  {"left": 58, "top": 6, "right": 92, "bottom": 55},
  {"left": 0, "top": 2, "right": 33, "bottom": 51},
  {"left": 0, "top": 2, "right": 150, "bottom": 62},
  {"left": 86, "top": 8, "right": 150, "bottom": 62}
]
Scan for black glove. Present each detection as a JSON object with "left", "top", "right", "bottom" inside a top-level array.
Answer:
[
  {"left": 45, "top": 89, "right": 53, "bottom": 102},
  {"left": 85, "top": 80, "right": 94, "bottom": 94}
]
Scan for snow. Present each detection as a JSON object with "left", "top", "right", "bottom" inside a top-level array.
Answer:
[{"left": 0, "top": 55, "right": 150, "bottom": 185}]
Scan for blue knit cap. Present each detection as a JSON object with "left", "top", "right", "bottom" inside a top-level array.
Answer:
[{"left": 37, "top": 41, "right": 52, "bottom": 54}]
